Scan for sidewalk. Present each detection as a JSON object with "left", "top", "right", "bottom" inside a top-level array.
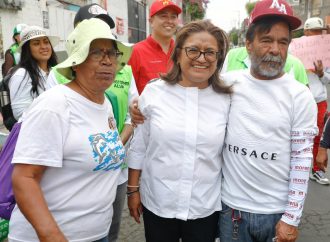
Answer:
[{"left": 118, "top": 203, "right": 145, "bottom": 242}]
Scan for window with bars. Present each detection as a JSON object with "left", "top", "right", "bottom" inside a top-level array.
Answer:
[{"left": 127, "top": 0, "right": 146, "bottom": 43}]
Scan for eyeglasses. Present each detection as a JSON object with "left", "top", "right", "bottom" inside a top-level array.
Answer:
[
  {"left": 88, "top": 48, "right": 123, "bottom": 62},
  {"left": 180, "top": 47, "right": 220, "bottom": 63}
]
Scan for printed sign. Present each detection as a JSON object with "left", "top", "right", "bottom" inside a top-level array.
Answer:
[{"left": 290, "top": 34, "right": 330, "bottom": 69}]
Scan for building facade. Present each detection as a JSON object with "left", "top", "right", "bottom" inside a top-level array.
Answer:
[
  {"left": 289, "top": 0, "right": 330, "bottom": 26},
  {"left": 0, "top": 0, "right": 183, "bottom": 79}
]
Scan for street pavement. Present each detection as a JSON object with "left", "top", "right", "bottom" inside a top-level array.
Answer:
[
  {"left": 118, "top": 203, "right": 145, "bottom": 242},
  {"left": 118, "top": 174, "right": 330, "bottom": 242},
  {"left": 298, "top": 172, "right": 330, "bottom": 242}
]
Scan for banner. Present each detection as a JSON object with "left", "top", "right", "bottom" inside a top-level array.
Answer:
[{"left": 290, "top": 34, "right": 330, "bottom": 69}]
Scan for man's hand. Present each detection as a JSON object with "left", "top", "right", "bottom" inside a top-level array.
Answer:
[
  {"left": 129, "top": 99, "right": 145, "bottom": 127},
  {"left": 313, "top": 60, "right": 324, "bottom": 78},
  {"left": 316, "top": 147, "right": 328, "bottom": 172},
  {"left": 275, "top": 220, "right": 298, "bottom": 242}
]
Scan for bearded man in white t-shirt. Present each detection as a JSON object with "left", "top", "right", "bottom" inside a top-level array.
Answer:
[{"left": 219, "top": 1, "right": 318, "bottom": 242}]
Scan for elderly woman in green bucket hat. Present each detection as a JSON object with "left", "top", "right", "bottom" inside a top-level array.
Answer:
[{"left": 8, "top": 18, "right": 132, "bottom": 242}]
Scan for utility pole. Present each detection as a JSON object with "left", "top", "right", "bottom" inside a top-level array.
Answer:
[{"left": 307, "top": 0, "right": 311, "bottom": 18}]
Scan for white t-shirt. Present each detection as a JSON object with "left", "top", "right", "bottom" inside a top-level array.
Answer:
[
  {"left": 307, "top": 68, "right": 330, "bottom": 103},
  {"left": 9, "top": 85, "right": 125, "bottom": 242},
  {"left": 221, "top": 70, "right": 318, "bottom": 226},
  {"left": 127, "top": 79, "right": 230, "bottom": 220},
  {"left": 47, "top": 68, "right": 139, "bottom": 186},
  {"left": 9, "top": 67, "right": 51, "bottom": 120}
]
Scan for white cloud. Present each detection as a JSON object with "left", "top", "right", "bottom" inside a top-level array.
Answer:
[{"left": 205, "top": 0, "right": 250, "bottom": 33}]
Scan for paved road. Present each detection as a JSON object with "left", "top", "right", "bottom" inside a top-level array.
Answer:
[
  {"left": 118, "top": 173, "right": 330, "bottom": 242},
  {"left": 298, "top": 172, "right": 330, "bottom": 242},
  {"left": 118, "top": 203, "right": 145, "bottom": 242}
]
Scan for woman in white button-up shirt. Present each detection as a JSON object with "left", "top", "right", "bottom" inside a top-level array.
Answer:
[{"left": 126, "top": 20, "right": 231, "bottom": 242}]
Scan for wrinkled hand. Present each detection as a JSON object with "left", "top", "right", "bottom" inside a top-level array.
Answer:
[
  {"left": 127, "top": 191, "right": 143, "bottom": 223},
  {"left": 313, "top": 60, "right": 324, "bottom": 78},
  {"left": 129, "top": 99, "right": 145, "bottom": 127},
  {"left": 275, "top": 220, "right": 298, "bottom": 242},
  {"left": 316, "top": 147, "right": 328, "bottom": 172}
]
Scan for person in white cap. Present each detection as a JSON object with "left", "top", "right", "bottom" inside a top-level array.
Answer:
[
  {"left": 46, "top": 4, "right": 138, "bottom": 241},
  {"left": 303, "top": 17, "right": 330, "bottom": 185},
  {"left": 2, "top": 23, "right": 28, "bottom": 77},
  {"left": 219, "top": 1, "right": 317, "bottom": 241},
  {"left": 8, "top": 18, "right": 132, "bottom": 242},
  {"left": 6, "top": 25, "right": 59, "bottom": 130},
  {"left": 130, "top": 1, "right": 317, "bottom": 241}
]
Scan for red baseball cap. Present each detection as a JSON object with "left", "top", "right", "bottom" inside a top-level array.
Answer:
[
  {"left": 249, "top": 0, "right": 301, "bottom": 30},
  {"left": 150, "top": 0, "right": 182, "bottom": 18}
]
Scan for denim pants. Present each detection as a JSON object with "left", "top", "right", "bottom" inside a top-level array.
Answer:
[
  {"left": 94, "top": 237, "right": 109, "bottom": 242},
  {"left": 219, "top": 202, "right": 282, "bottom": 242}
]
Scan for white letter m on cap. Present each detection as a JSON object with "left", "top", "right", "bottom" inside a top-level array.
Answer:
[{"left": 270, "top": 0, "right": 287, "bottom": 14}]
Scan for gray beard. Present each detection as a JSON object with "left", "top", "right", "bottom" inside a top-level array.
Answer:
[{"left": 250, "top": 53, "right": 285, "bottom": 78}]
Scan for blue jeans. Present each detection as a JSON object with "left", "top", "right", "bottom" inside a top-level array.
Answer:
[
  {"left": 94, "top": 237, "right": 109, "bottom": 242},
  {"left": 219, "top": 202, "right": 282, "bottom": 242}
]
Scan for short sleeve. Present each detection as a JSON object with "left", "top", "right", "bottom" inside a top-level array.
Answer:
[{"left": 12, "top": 97, "right": 70, "bottom": 167}]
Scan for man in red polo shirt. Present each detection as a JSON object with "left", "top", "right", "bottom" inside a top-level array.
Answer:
[{"left": 128, "top": 0, "right": 182, "bottom": 94}]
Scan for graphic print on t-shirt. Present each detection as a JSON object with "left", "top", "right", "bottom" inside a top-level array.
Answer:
[{"left": 89, "top": 130, "right": 125, "bottom": 171}]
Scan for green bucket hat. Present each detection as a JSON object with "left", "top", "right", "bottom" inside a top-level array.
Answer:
[{"left": 56, "top": 18, "right": 132, "bottom": 80}]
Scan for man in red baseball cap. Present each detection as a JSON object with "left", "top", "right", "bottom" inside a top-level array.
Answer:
[
  {"left": 128, "top": 0, "right": 182, "bottom": 94},
  {"left": 219, "top": 1, "right": 317, "bottom": 242}
]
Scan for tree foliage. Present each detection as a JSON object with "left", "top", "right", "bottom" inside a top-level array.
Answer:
[
  {"left": 229, "top": 28, "right": 239, "bottom": 46},
  {"left": 183, "top": 0, "right": 210, "bottom": 20},
  {"left": 245, "top": 1, "right": 257, "bottom": 16}
]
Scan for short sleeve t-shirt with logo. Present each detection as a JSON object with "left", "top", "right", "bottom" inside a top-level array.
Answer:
[
  {"left": 9, "top": 85, "right": 125, "bottom": 242},
  {"left": 221, "top": 70, "right": 317, "bottom": 226}
]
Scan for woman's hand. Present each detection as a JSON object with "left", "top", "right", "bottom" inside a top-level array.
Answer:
[{"left": 127, "top": 191, "right": 143, "bottom": 223}]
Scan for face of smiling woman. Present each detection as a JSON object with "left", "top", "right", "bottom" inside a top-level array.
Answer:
[
  {"left": 178, "top": 31, "right": 219, "bottom": 89},
  {"left": 29, "top": 36, "right": 52, "bottom": 66}
]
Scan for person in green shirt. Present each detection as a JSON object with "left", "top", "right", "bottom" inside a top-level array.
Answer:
[
  {"left": 2, "top": 24, "right": 27, "bottom": 77},
  {"left": 222, "top": 46, "right": 308, "bottom": 86}
]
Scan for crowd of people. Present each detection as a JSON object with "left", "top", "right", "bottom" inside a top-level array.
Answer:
[{"left": 0, "top": 0, "right": 329, "bottom": 241}]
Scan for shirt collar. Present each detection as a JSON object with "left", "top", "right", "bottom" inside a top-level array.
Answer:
[{"left": 147, "top": 35, "right": 175, "bottom": 55}]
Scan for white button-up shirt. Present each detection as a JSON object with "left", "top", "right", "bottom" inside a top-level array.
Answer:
[{"left": 127, "top": 79, "right": 230, "bottom": 220}]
